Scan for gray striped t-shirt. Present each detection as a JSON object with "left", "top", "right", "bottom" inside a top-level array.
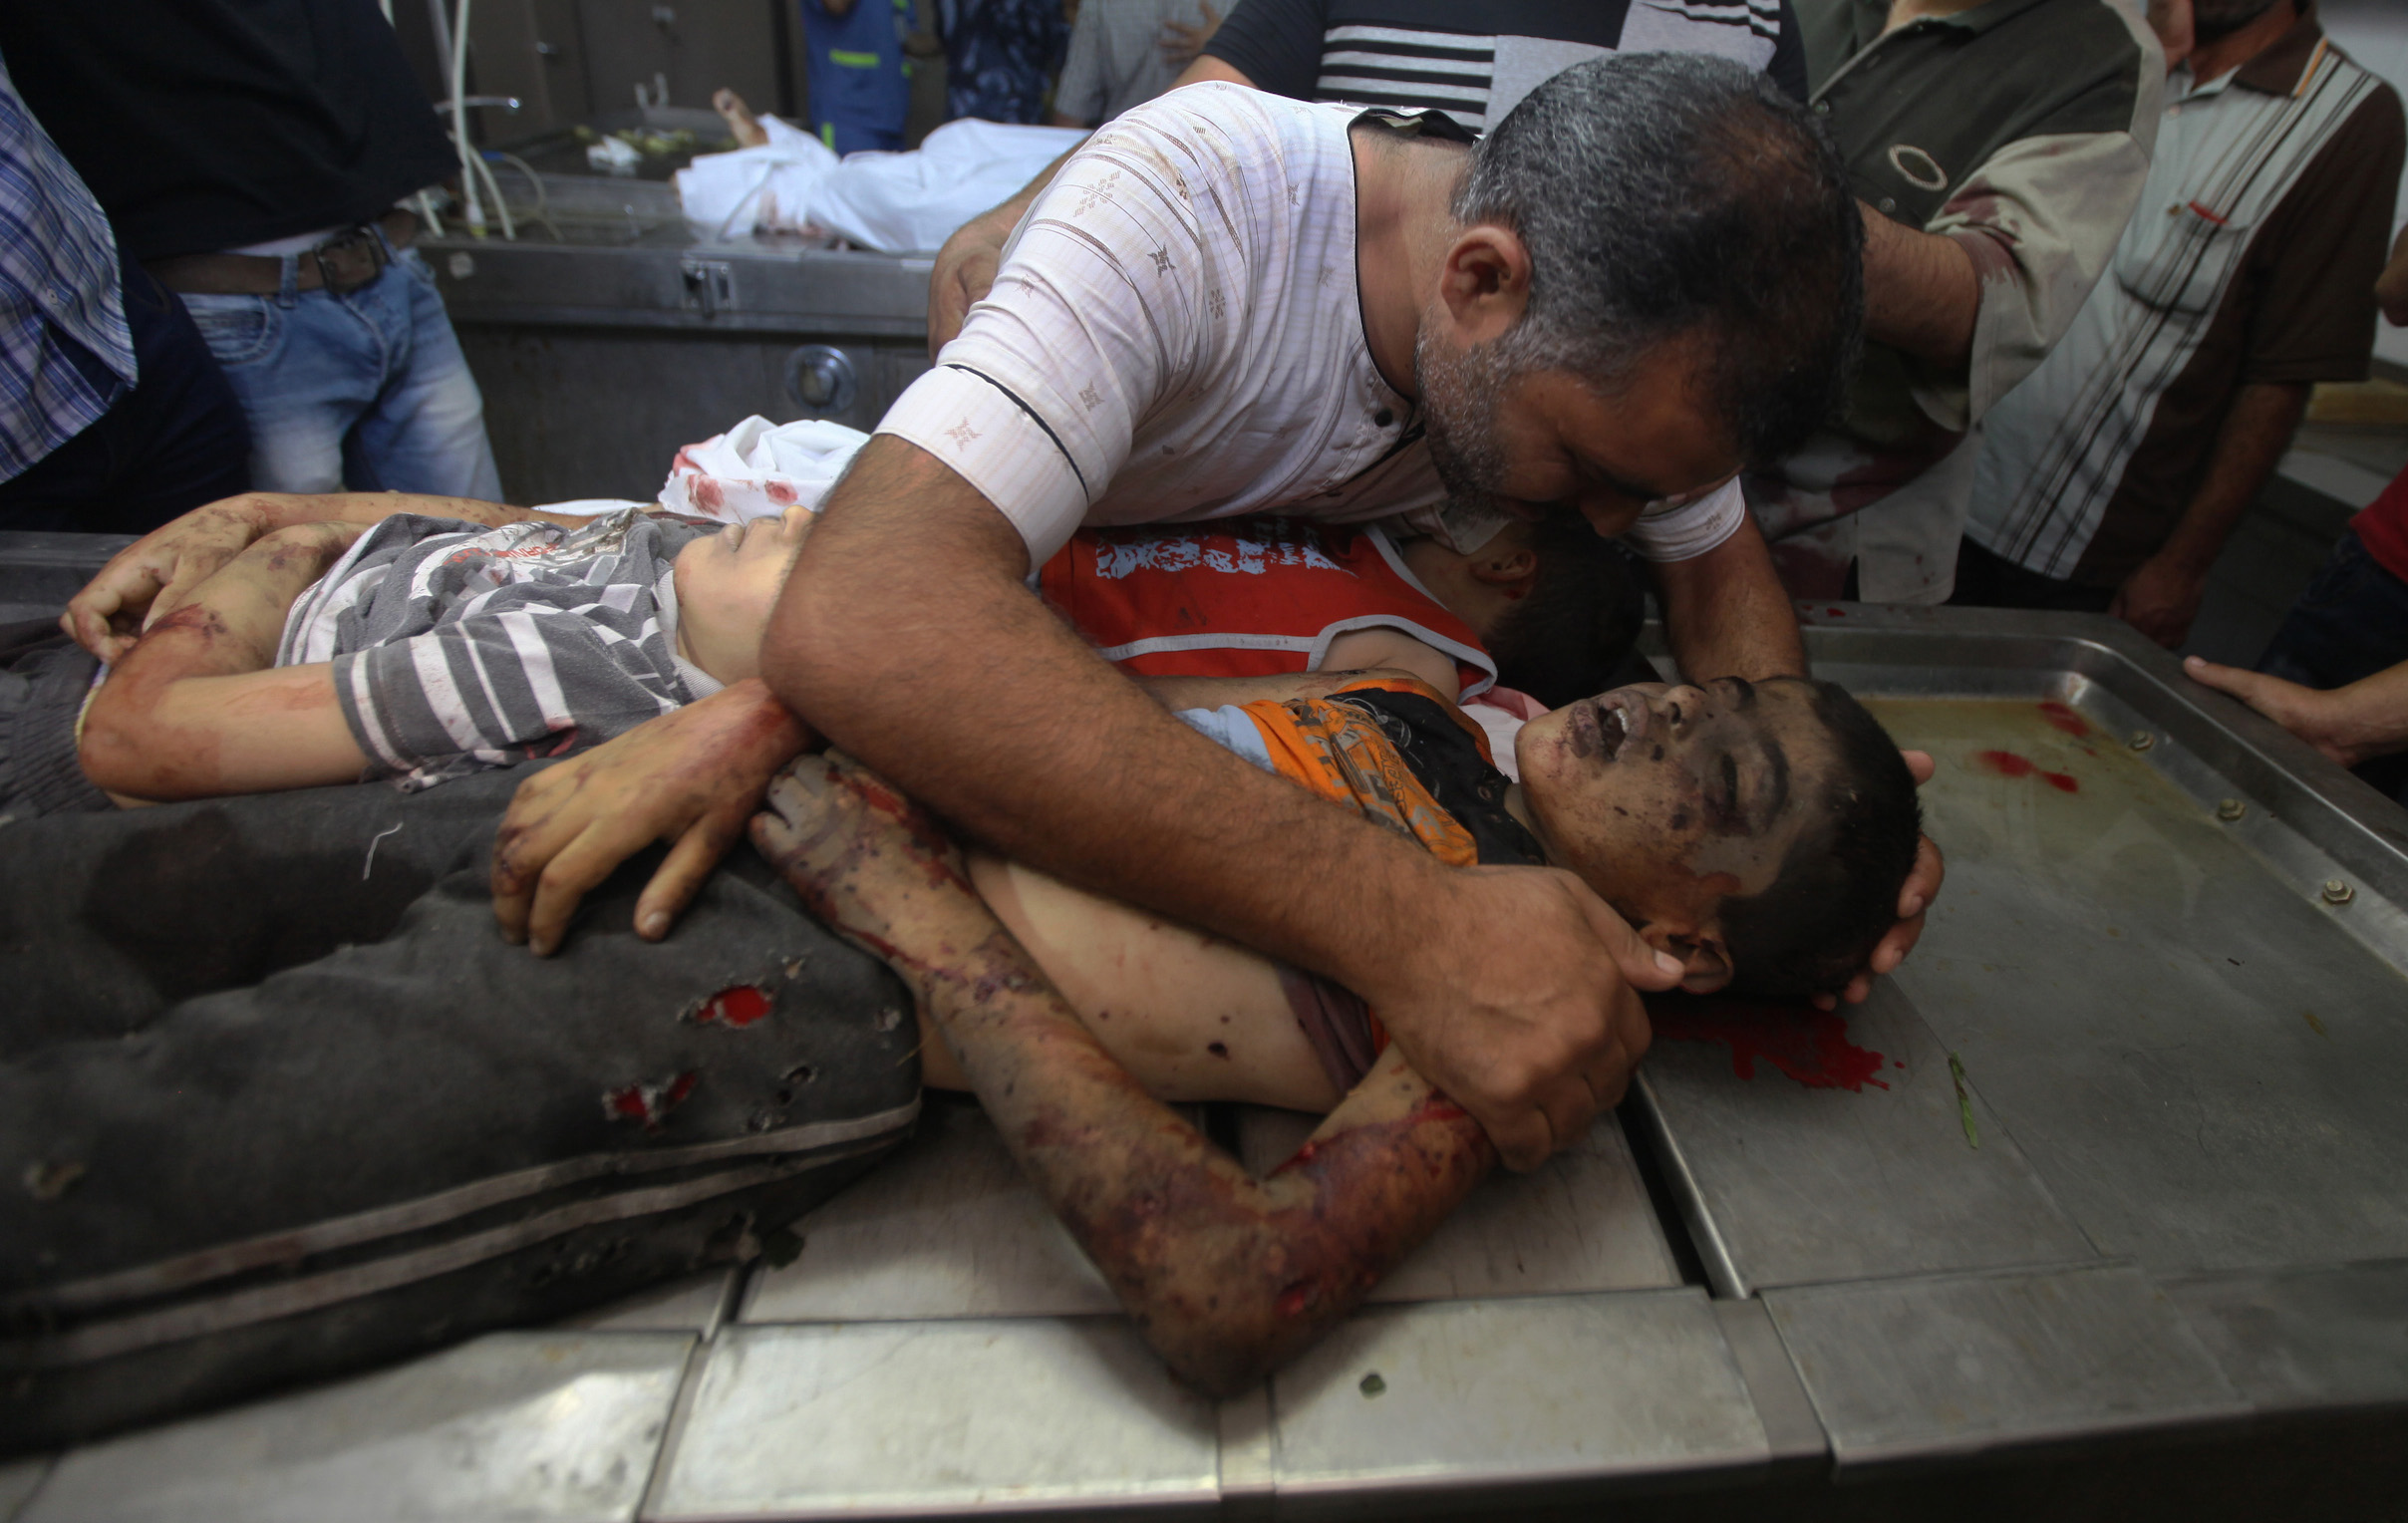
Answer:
[{"left": 277, "top": 510, "right": 721, "bottom": 789}]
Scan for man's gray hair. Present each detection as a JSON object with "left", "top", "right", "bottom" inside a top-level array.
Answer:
[{"left": 1453, "top": 52, "right": 1865, "bottom": 465}]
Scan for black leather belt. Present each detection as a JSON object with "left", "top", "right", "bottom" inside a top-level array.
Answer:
[{"left": 149, "top": 210, "right": 419, "bottom": 297}]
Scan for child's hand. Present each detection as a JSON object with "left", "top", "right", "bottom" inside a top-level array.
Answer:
[
  {"left": 491, "top": 681, "right": 814, "bottom": 955},
  {"left": 64, "top": 494, "right": 287, "bottom": 662}
]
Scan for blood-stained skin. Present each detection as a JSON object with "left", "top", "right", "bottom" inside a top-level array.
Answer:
[{"left": 750, "top": 753, "right": 1496, "bottom": 1394}]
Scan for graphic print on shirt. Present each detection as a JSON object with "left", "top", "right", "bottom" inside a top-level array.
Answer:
[{"left": 1040, "top": 519, "right": 1497, "bottom": 695}]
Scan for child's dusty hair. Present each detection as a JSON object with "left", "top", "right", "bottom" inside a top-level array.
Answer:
[
  {"left": 1483, "top": 513, "right": 1645, "bottom": 708},
  {"left": 1719, "top": 681, "right": 1922, "bottom": 1000}
]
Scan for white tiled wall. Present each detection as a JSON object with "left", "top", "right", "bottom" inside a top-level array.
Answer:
[{"left": 2321, "top": 0, "right": 2408, "bottom": 369}]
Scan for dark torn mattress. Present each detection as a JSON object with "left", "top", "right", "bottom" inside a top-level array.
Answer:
[{"left": 0, "top": 764, "right": 921, "bottom": 1450}]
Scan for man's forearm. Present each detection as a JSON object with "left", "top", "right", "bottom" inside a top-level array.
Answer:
[
  {"left": 1655, "top": 515, "right": 1808, "bottom": 681},
  {"left": 2154, "top": 383, "right": 2309, "bottom": 576},
  {"left": 766, "top": 439, "right": 1453, "bottom": 1006},
  {"left": 1861, "top": 206, "right": 1979, "bottom": 370}
]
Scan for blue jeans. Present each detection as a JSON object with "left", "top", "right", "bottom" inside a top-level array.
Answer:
[
  {"left": 180, "top": 244, "right": 501, "bottom": 501},
  {"left": 2256, "top": 529, "right": 2408, "bottom": 803}
]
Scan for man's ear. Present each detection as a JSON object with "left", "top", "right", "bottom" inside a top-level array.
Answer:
[
  {"left": 1637, "top": 920, "right": 1736, "bottom": 995},
  {"left": 1467, "top": 543, "right": 1539, "bottom": 595},
  {"left": 1434, "top": 224, "right": 1533, "bottom": 346}
]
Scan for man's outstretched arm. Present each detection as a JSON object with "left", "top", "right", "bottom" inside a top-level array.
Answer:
[
  {"left": 767, "top": 436, "right": 1678, "bottom": 1169},
  {"left": 1653, "top": 514, "right": 1807, "bottom": 682},
  {"left": 753, "top": 751, "right": 1494, "bottom": 1392}
]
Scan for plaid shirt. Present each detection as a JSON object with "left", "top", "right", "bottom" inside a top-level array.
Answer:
[{"left": 0, "top": 53, "right": 135, "bottom": 484}]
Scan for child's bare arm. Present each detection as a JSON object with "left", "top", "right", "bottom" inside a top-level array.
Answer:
[
  {"left": 79, "top": 525, "right": 371, "bottom": 802},
  {"left": 752, "top": 753, "right": 1496, "bottom": 1395},
  {"left": 65, "top": 490, "right": 597, "bottom": 661}
]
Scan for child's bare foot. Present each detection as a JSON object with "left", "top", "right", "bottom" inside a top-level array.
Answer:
[
  {"left": 712, "top": 88, "right": 770, "bottom": 149},
  {"left": 750, "top": 753, "right": 988, "bottom": 973}
]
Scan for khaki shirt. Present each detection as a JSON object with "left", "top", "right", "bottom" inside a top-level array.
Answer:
[{"left": 1747, "top": 0, "right": 2164, "bottom": 603}]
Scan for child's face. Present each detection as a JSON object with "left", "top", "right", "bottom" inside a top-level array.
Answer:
[
  {"left": 1514, "top": 677, "right": 1836, "bottom": 981},
  {"left": 672, "top": 506, "right": 814, "bottom": 683}
]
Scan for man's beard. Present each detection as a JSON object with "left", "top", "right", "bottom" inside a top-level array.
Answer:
[
  {"left": 1413, "top": 325, "right": 1523, "bottom": 520},
  {"left": 2191, "top": 0, "right": 2282, "bottom": 40}
]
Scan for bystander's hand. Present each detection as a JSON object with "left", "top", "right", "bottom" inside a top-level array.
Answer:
[
  {"left": 2111, "top": 552, "right": 2210, "bottom": 649},
  {"left": 491, "top": 680, "right": 813, "bottom": 954},
  {"left": 2184, "top": 654, "right": 2408, "bottom": 768},
  {"left": 928, "top": 205, "right": 1017, "bottom": 356},
  {"left": 2146, "top": 0, "right": 2194, "bottom": 71},
  {"left": 1158, "top": 0, "right": 1222, "bottom": 69},
  {"left": 2377, "top": 224, "right": 2408, "bottom": 328},
  {"left": 1353, "top": 863, "right": 1683, "bottom": 1172},
  {"left": 1814, "top": 751, "right": 1943, "bottom": 1010}
]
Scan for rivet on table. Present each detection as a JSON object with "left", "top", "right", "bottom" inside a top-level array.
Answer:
[
  {"left": 2129, "top": 731, "right": 2155, "bottom": 752},
  {"left": 2217, "top": 798, "right": 2247, "bottom": 821},
  {"left": 2321, "top": 879, "right": 2355, "bottom": 906}
]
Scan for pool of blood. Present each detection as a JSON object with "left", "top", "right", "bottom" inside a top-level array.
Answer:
[
  {"left": 1651, "top": 1000, "right": 1891, "bottom": 1091},
  {"left": 1974, "top": 749, "right": 2080, "bottom": 793}
]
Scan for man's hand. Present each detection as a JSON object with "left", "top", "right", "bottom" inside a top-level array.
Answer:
[
  {"left": 928, "top": 205, "right": 1014, "bottom": 356},
  {"left": 1360, "top": 865, "right": 1683, "bottom": 1172},
  {"left": 1814, "top": 750, "right": 1945, "bottom": 1010},
  {"left": 2377, "top": 224, "right": 2408, "bottom": 328},
  {"left": 2110, "top": 553, "right": 2209, "bottom": 649},
  {"left": 1157, "top": 0, "right": 1222, "bottom": 68},
  {"left": 2184, "top": 654, "right": 2408, "bottom": 769},
  {"left": 491, "top": 680, "right": 812, "bottom": 954},
  {"left": 64, "top": 495, "right": 284, "bottom": 662}
]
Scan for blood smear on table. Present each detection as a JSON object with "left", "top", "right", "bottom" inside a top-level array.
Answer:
[{"left": 1651, "top": 1001, "right": 1891, "bottom": 1091}]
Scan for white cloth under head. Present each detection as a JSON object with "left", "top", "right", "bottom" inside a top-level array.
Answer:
[{"left": 659, "top": 416, "right": 871, "bottom": 521}]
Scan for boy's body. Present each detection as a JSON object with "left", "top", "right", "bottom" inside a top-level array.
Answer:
[{"left": 48, "top": 492, "right": 1624, "bottom": 809}]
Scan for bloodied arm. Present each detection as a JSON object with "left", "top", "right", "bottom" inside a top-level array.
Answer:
[
  {"left": 78, "top": 524, "right": 371, "bottom": 801},
  {"left": 64, "top": 491, "right": 596, "bottom": 663},
  {"left": 753, "top": 753, "right": 1494, "bottom": 1392}
]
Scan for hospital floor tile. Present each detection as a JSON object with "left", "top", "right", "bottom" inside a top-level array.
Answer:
[
  {"left": 646, "top": 1319, "right": 1220, "bottom": 1519},
  {"left": 741, "top": 1097, "right": 1117, "bottom": 1323},
  {"left": 20, "top": 1332, "right": 694, "bottom": 1523}
]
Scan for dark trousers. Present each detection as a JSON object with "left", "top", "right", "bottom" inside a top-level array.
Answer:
[
  {"left": 1949, "top": 538, "right": 2116, "bottom": 614},
  {"left": 0, "top": 250, "right": 251, "bottom": 535},
  {"left": 2255, "top": 530, "right": 2408, "bottom": 803},
  {"left": 0, "top": 769, "right": 919, "bottom": 1449}
]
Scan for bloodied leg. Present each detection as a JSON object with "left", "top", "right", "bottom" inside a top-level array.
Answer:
[{"left": 750, "top": 753, "right": 1499, "bottom": 1393}]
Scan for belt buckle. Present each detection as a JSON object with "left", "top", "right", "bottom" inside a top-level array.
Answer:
[{"left": 315, "top": 227, "right": 387, "bottom": 294}]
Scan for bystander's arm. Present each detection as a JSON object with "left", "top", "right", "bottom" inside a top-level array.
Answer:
[
  {"left": 2377, "top": 224, "right": 2408, "bottom": 328},
  {"left": 2112, "top": 382, "right": 2309, "bottom": 649},
  {"left": 1860, "top": 206, "right": 1979, "bottom": 370},
  {"left": 2185, "top": 653, "right": 2408, "bottom": 767}
]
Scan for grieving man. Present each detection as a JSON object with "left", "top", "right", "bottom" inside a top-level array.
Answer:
[{"left": 469, "top": 55, "right": 1912, "bottom": 1169}]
